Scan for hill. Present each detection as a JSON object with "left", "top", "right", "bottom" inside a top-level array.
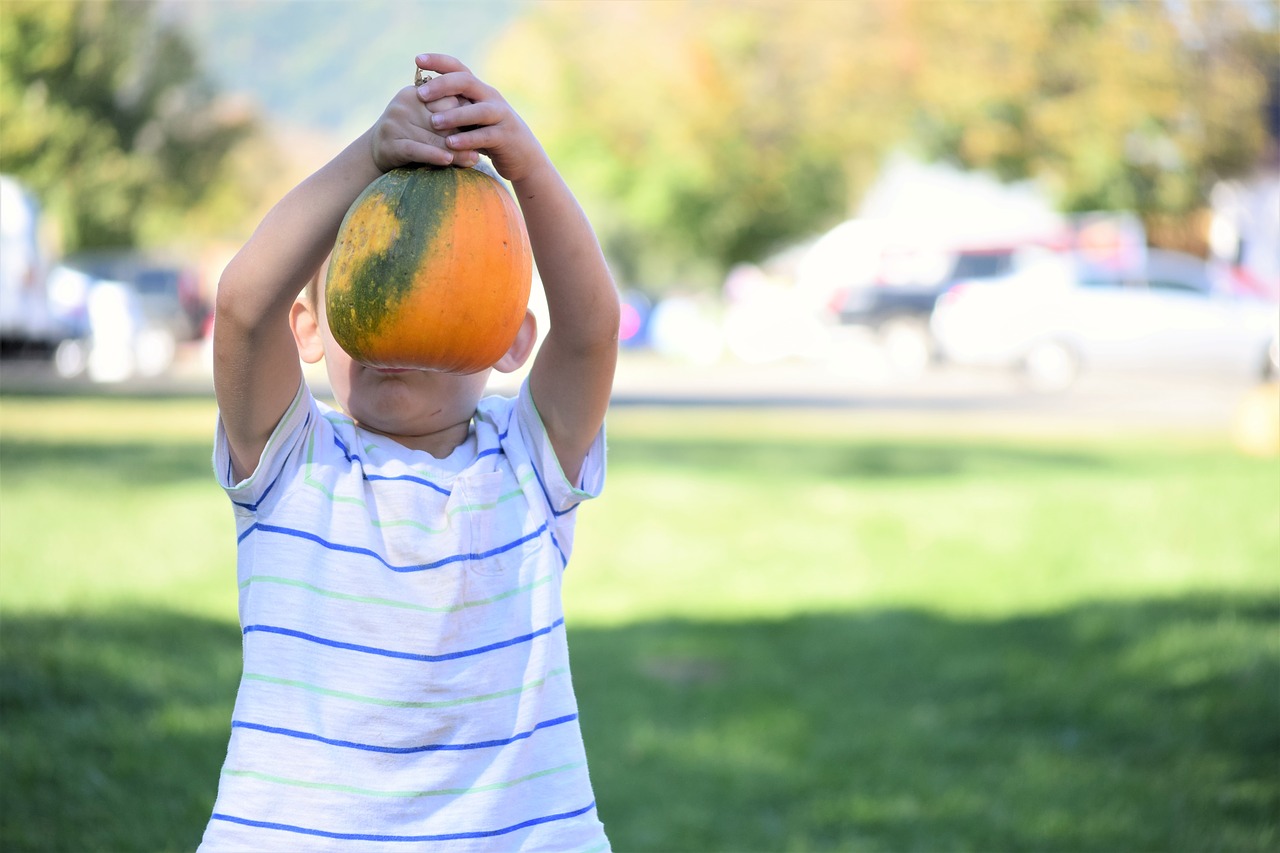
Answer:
[{"left": 161, "top": 0, "right": 519, "bottom": 135}]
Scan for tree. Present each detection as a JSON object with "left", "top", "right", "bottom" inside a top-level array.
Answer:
[
  {"left": 486, "top": 1, "right": 912, "bottom": 288},
  {"left": 0, "top": 0, "right": 258, "bottom": 252},
  {"left": 905, "top": 0, "right": 1270, "bottom": 225},
  {"left": 486, "top": 0, "right": 1272, "bottom": 289}
]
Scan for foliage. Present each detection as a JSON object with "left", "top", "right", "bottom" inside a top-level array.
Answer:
[
  {"left": 906, "top": 0, "right": 1270, "bottom": 217},
  {"left": 487, "top": 1, "right": 902, "bottom": 288},
  {"left": 487, "top": 0, "right": 1273, "bottom": 289},
  {"left": 1, "top": 395, "right": 1277, "bottom": 850},
  {"left": 0, "top": 0, "right": 259, "bottom": 252}
]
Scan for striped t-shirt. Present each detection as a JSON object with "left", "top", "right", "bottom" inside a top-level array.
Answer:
[{"left": 198, "top": 380, "right": 609, "bottom": 852}]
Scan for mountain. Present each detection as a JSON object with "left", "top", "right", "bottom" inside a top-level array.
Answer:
[{"left": 160, "top": 0, "right": 520, "bottom": 135}]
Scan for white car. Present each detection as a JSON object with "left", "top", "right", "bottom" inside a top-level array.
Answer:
[{"left": 930, "top": 249, "right": 1280, "bottom": 392}]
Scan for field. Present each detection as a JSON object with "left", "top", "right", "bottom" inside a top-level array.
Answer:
[{"left": 1, "top": 390, "right": 1277, "bottom": 851}]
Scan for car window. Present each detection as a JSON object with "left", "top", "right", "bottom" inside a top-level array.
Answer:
[
  {"left": 135, "top": 270, "right": 179, "bottom": 297},
  {"left": 950, "top": 252, "right": 1013, "bottom": 281}
]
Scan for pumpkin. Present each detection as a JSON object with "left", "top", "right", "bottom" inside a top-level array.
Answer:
[{"left": 324, "top": 164, "right": 532, "bottom": 374}]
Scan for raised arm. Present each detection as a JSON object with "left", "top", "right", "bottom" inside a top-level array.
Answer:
[
  {"left": 416, "top": 55, "right": 620, "bottom": 486},
  {"left": 213, "top": 85, "right": 469, "bottom": 481}
]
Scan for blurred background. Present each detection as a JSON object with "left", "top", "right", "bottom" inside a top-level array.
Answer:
[
  {"left": 2, "top": 1, "right": 1279, "bottom": 851},
  {"left": 1, "top": 0, "right": 1276, "bottom": 412}
]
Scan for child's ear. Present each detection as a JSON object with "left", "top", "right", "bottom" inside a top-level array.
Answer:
[
  {"left": 290, "top": 299, "right": 326, "bottom": 364},
  {"left": 493, "top": 310, "right": 537, "bottom": 374}
]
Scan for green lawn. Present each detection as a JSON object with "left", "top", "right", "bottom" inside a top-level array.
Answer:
[{"left": 1, "top": 393, "right": 1277, "bottom": 851}]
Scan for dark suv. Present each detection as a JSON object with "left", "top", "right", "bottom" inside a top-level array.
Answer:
[{"left": 827, "top": 248, "right": 1019, "bottom": 376}]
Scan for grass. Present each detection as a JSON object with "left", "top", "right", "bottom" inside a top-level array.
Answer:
[{"left": 1, "top": 392, "right": 1277, "bottom": 851}]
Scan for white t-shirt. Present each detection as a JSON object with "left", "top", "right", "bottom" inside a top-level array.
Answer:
[{"left": 199, "top": 380, "right": 609, "bottom": 852}]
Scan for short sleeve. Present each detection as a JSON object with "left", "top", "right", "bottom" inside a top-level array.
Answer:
[
  {"left": 212, "top": 380, "right": 314, "bottom": 508},
  {"left": 514, "top": 380, "right": 606, "bottom": 515}
]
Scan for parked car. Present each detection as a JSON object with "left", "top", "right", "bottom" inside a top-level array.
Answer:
[
  {"left": 930, "top": 249, "right": 1280, "bottom": 391},
  {"left": 59, "top": 251, "right": 208, "bottom": 343},
  {"left": 827, "top": 247, "right": 1026, "bottom": 376},
  {"left": 43, "top": 264, "right": 177, "bottom": 382}
]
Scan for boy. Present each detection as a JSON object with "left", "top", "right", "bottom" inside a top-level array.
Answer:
[{"left": 199, "top": 54, "right": 619, "bottom": 851}]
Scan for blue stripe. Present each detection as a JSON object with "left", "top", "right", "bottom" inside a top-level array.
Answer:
[
  {"left": 529, "top": 460, "right": 583, "bottom": 519},
  {"left": 211, "top": 801, "right": 596, "bottom": 842},
  {"left": 549, "top": 528, "right": 568, "bottom": 569},
  {"left": 243, "top": 617, "right": 565, "bottom": 663},
  {"left": 330, "top": 426, "right": 510, "bottom": 495},
  {"left": 332, "top": 433, "right": 453, "bottom": 497},
  {"left": 231, "top": 412, "right": 312, "bottom": 510},
  {"left": 237, "top": 520, "right": 548, "bottom": 571},
  {"left": 230, "top": 712, "right": 578, "bottom": 754},
  {"left": 365, "top": 470, "right": 453, "bottom": 494}
]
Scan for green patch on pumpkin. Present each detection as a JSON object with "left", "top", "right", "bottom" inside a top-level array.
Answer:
[{"left": 325, "top": 166, "right": 458, "bottom": 361}]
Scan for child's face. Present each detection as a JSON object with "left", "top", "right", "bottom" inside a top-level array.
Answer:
[{"left": 297, "top": 281, "right": 491, "bottom": 455}]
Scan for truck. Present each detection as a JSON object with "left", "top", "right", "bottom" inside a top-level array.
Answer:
[{"left": 0, "top": 175, "right": 60, "bottom": 354}]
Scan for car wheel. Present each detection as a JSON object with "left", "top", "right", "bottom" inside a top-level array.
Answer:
[
  {"left": 1022, "top": 339, "right": 1079, "bottom": 393},
  {"left": 879, "top": 318, "right": 932, "bottom": 379},
  {"left": 52, "top": 338, "right": 88, "bottom": 379}
]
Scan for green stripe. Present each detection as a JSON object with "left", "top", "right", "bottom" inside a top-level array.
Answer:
[
  {"left": 238, "top": 572, "right": 553, "bottom": 613},
  {"left": 222, "top": 760, "right": 586, "bottom": 798},
  {"left": 242, "top": 667, "right": 569, "bottom": 709}
]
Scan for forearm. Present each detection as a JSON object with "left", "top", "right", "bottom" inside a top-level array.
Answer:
[
  {"left": 217, "top": 130, "right": 381, "bottom": 329},
  {"left": 213, "top": 130, "right": 382, "bottom": 481},
  {"left": 511, "top": 160, "right": 619, "bottom": 353},
  {"left": 516, "top": 158, "right": 619, "bottom": 484}
]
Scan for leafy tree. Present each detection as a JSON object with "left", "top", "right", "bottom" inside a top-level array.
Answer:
[
  {"left": 0, "top": 0, "right": 258, "bottom": 252},
  {"left": 906, "top": 0, "right": 1270, "bottom": 221},
  {"left": 486, "top": 1, "right": 911, "bottom": 288},
  {"left": 486, "top": 0, "right": 1272, "bottom": 289}
]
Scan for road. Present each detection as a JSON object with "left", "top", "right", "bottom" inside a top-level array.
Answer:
[{"left": 1, "top": 345, "right": 1265, "bottom": 437}]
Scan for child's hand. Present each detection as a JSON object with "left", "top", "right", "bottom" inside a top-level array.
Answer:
[
  {"left": 413, "top": 53, "right": 549, "bottom": 184},
  {"left": 369, "top": 85, "right": 470, "bottom": 172}
]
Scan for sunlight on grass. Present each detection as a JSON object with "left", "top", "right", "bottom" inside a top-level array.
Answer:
[
  {"left": 1, "top": 394, "right": 1277, "bottom": 851},
  {"left": 570, "top": 408, "right": 1279, "bottom": 624}
]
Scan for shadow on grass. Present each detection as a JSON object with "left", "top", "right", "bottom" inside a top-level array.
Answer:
[
  {"left": 0, "top": 609, "right": 241, "bottom": 852},
  {"left": 573, "top": 596, "right": 1279, "bottom": 851},
  {"left": 3, "top": 598, "right": 1276, "bottom": 852}
]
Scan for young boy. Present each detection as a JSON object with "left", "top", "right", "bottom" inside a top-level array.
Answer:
[{"left": 199, "top": 54, "right": 619, "bottom": 851}]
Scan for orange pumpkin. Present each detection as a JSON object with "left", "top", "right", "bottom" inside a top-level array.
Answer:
[{"left": 325, "top": 164, "right": 532, "bottom": 374}]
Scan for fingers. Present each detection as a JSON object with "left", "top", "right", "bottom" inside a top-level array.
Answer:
[
  {"left": 423, "top": 94, "right": 468, "bottom": 113},
  {"left": 406, "top": 54, "right": 513, "bottom": 173},
  {"left": 428, "top": 100, "right": 490, "bottom": 134},
  {"left": 378, "top": 136, "right": 456, "bottom": 169},
  {"left": 413, "top": 54, "right": 478, "bottom": 106},
  {"left": 415, "top": 53, "right": 470, "bottom": 76},
  {"left": 414, "top": 69, "right": 495, "bottom": 111},
  {"left": 372, "top": 87, "right": 469, "bottom": 170}
]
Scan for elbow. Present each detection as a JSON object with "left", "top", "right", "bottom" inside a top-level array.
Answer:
[
  {"left": 588, "top": 290, "right": 622, "bottom": 355},
  {"left": 213, "top": 258, "right": 301, "bottom": 336},
  {"left": 213, "top": 266, "right": 255, "bottom": 336}
]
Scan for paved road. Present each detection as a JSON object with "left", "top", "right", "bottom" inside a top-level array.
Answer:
[{"left": 0, "top": 347, "right": 1265, "bottom": 435}]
